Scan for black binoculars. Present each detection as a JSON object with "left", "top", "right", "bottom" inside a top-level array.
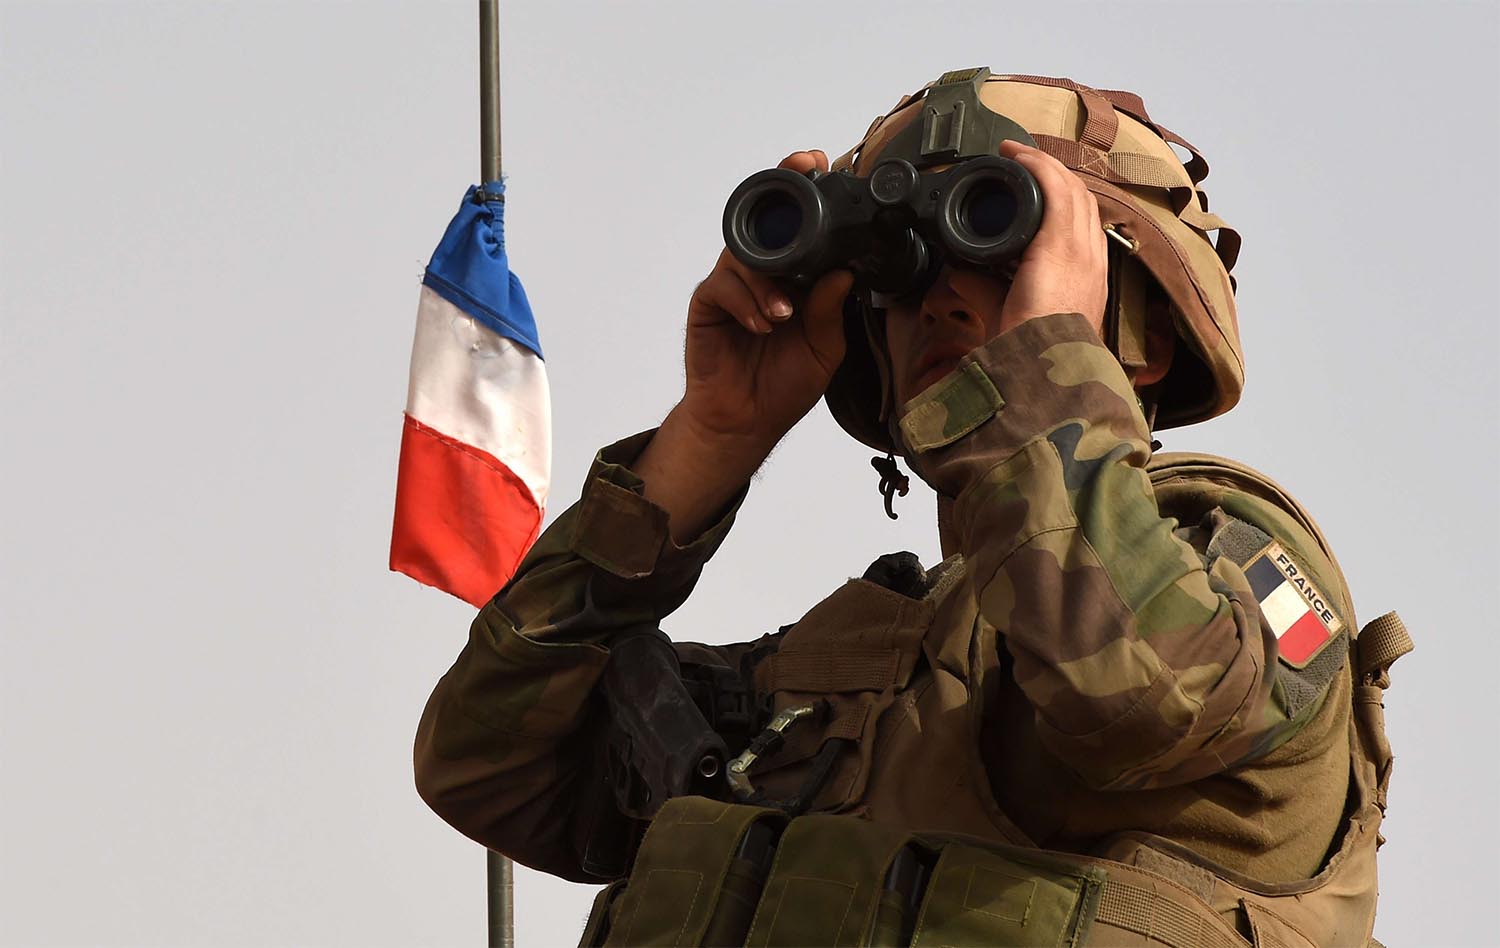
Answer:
[{"left": 722, "top": 155, "right": 1043, "bottom": 300}]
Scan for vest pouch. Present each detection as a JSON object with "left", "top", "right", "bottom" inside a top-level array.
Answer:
[
  {"left": 749, "top": 579, "right": 934, "bottom": 813},
  {"left": 908, "top": 840, "right": 1104, "bottom": 947},
  {"left": 579, "top": 880, "right": 625, "bottom": 948},
  {"left": 702, "top": 820, "right": 783, "bottom": 947},
  {"left": 595, "top": 796, "right": 785, "bottom": 948},
  {"left": 743, "top": 813, "right": 914, "bottom": 947},
  {"left": 743, "top": 686, "right": 894, "bottom": 813}
]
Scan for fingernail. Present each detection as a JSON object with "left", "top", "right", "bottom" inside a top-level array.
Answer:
[{"left": 768, "top": 298, "right": 792, "bottom": 319}]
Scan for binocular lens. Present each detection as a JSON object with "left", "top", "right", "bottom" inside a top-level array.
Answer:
[
  {"left": 748, "top": 193, "right": 804, "bottom": 252},
  {"left": 959, "top": 181, "right": 1019, "bottom": 239},
  {"left": 722, "top": 168, "right": 829, "bottom": 274},
  {"left": 938, "top": 156, "right": 1043, "bottom": 265}
]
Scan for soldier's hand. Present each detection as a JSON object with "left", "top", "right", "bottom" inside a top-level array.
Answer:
[
  {"left": 994, "top": 140, "right": 1109, "bottom": 337},
  {"left": 677, "top": 150, "right": 855, "bottom": 452}
]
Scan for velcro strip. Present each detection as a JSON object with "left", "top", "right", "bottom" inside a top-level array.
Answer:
[
  {"left": 1096, "top": 880, "right": 1245, "bottom": 948},
  {"left": 898, "top": 361, "right": 1005, "bottom": 453},
  {"left": 825, "top": 704, "right": 870, "bottom": 742},
  {"left": 767, "top": 650, "right": 901, "bottom": 694},
  {"left": 572, "top": 479, "right": 667, "bottom": 579}
]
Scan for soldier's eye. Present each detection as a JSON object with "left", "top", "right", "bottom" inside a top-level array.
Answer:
[{"left": 870, "top": 289, "right": 923, "bottom": 311}]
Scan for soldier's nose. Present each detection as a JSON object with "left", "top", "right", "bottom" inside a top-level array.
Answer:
[
  {"left": 919, "top": 270, "right": 978, "bottom": 327},
  {"left": 918, "top": 308, "right": 981, "bottom": 339}
]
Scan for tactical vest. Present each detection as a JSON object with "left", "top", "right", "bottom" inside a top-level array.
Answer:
[{"left": 580, "top": 455, "right": 1411, "bottom": 947}]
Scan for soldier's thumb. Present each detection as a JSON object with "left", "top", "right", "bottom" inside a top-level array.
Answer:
[{"left": 803, "top": 269, "right": 855, "bottom": 369}]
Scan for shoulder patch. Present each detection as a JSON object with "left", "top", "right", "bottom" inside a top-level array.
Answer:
[{"left": 1243, "top": 542, "right": 1344, "bottom": 669}]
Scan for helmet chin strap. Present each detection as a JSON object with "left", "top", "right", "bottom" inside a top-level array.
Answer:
[
  {"left": 862, "top": 297, "right": 896, "bottom": 431},
  {"left": 856, "top": 294, "right": 916, "bottom": 521}
]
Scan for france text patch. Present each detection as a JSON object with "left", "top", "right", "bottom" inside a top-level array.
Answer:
[{"left": 1245, "top": 542, "right": 1344, "bottom": 668}]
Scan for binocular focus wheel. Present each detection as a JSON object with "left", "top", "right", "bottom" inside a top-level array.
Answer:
[{"left": 869, "top": 160, "right": 921, "bottom": 207}]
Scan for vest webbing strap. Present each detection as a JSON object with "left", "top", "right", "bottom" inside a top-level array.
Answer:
[
  {"left": 1356, "top": 611, "right": 1412, "bottom": 688},
  {"left": 1096, "top": 878, "right": 1250, "bottom": 947}
]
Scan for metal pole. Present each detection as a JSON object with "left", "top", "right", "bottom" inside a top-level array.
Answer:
[
  {"left": 486, "top": 848, "right": 515, "bottom": 948},
  {"left": 479, "top": 0, "right": 502, "bottom": 185},
  {"left": 480, "top": 6, "right": 513, "bottom": 941}
]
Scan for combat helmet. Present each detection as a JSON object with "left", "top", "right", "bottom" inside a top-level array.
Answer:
[{"left": 824, "top": 68, "right": 1245, "bottom": 453}]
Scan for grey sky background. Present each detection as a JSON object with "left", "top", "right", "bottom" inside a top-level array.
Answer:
[{"left": 3, "top": 1, "right": 1496, "bottom": 945}]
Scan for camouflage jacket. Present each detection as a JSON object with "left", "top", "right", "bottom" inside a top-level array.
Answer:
[{"left": 415, "top": 313, "right": 1353, "bottom": 886}]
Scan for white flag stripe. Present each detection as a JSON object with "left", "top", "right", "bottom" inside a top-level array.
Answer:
[
  {"left": 405, "top": 286, "right": 552, "bottom": 508},
  {"left": 1260, "top": 582, "right": 1308, "bottom": 637}
]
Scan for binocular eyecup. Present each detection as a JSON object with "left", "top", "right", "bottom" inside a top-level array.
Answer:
[{"left": 722, "top": 156, "right": 1043, "bottom": 299}]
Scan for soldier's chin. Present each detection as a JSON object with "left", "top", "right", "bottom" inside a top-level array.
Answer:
[{"left": 906, "top": 359, "right": 962, "bottom": 405}]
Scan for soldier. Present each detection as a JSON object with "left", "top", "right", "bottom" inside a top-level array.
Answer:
[{"left": 415, "top": 70, "right": 1409, "bottom": 946}]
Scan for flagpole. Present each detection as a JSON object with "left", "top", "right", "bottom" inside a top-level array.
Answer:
[
  {"left": 480, "top": 0, "right": 503, "bottom": 187},
  {"left": 478, "top": 4, "right": 513, "bottom": 945},
  {"left": 486, "top": 849, "right": 514, "bottom": 948}
]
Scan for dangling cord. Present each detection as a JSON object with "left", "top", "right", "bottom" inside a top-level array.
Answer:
[
  {"left": 870, "top": 453, "right": 910, "bottom": 520},
  {"left": 1138, "top": 395, "right": 1162, "bottom": 453}
]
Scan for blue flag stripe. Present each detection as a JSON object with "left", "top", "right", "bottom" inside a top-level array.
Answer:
[
  {"left": 421, "top": 270, "right": 540, "bottom": 357},
  {"left": 1245, "top": 555, "right": 1284, "bottom": 602},
  {"left": 423, "top": 182, "right": 542, "bottom": 359}
]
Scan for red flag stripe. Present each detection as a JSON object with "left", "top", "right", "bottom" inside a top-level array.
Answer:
[
  {"left": 390, "top": 414, "right": 542, "bottom": 608},
  {"left": 1279, "top": 609, "right": 1331, "bottom": 665}
]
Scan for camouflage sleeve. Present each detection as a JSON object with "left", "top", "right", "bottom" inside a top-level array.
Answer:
[
  {"left": 898, "top": 312, "right": 1349, "bottom": 790},
  {"left": 413, "top": 429, "right": 743, "bottom": 880}
]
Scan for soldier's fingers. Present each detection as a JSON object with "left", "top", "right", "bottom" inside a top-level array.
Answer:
[
  {"left": 694, "top": 264, "right": 772, "bottom": 334},
  {"left": 1076, "top": 183, "right": 1104, "bottom": 260},
  {"left": 801, "top": 269, "right": 854, "bottom": 370},
  {"left": 716, "top": 249, "right": 797, "bottom": 322},
  {"left": 776, "top": 150, "right": 823, "bottom": 175},
  {"left": 1062, "top": 175, "right": 1108, "bottom": 284},
  {"left": 1085, "top": 186, "right": 1107, "bottom": 261},
  {"left": 999, "top": 140, "right": 1083, "bottom": 250}
]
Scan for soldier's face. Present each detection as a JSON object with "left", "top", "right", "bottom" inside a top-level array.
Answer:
[{"left": 883, "top": 265, "right": 1012, "bottom": 407}]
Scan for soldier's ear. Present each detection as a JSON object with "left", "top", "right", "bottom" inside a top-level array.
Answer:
[{"left": 1133, "top": 306, "right": 1176, "bottom": 390}]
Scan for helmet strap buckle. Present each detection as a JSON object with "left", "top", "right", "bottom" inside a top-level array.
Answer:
[{"left": 871, "top": 453, "right": 911, "bottom": 520}]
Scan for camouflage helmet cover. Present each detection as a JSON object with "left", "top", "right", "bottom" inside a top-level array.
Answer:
[{"left": 823, "top": 71, "right": 1245, "bottom": 453}]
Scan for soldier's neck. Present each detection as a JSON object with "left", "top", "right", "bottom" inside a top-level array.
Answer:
[{"left": 937, "top": 495, "right": 959, "bottom": 560}]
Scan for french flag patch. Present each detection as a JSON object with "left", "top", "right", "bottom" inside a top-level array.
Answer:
[{"left": 1245, "top": 543, "right": 1344, "bottom": 668}]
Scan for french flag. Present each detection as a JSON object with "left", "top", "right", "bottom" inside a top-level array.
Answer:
[
  {"left": 1245, "top": 542, "right": 1344, "bottom": 668},
  {"left": 390, "top": 182, "right": 550, "bottom": 608}
]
